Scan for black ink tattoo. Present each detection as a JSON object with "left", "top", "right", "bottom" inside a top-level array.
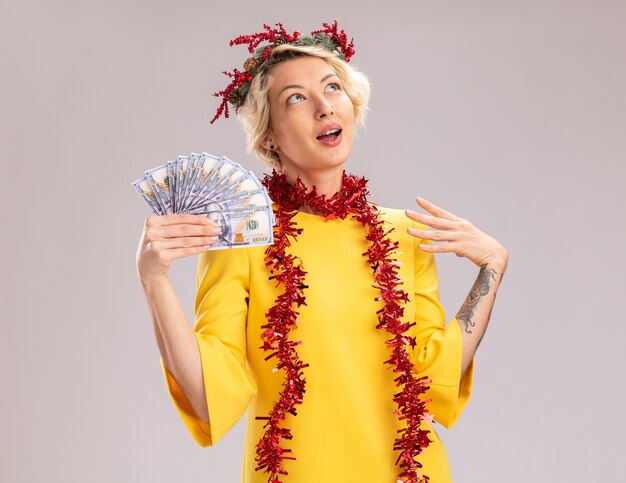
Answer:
[
  {"left": 455, "top": 263, "right": 497, "bottom": 335},
  {"left": 475, "top": 291, "right": 496, "bottom": 349}
]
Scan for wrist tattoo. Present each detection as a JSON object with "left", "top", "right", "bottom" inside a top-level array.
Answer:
[{"left": 456, "top": 263, "right": 498, "bottom": 334}]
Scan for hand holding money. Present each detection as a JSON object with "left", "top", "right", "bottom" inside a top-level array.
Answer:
[
  {"left": 132, "top": 152, "right": 276, "bottom": 251},
  {"left": 136, "top": 214, "right": 222, "bottom": 283}
]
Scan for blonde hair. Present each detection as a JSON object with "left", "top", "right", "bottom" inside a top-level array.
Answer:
[{"left": 236, "top": 44, "right": 371, "bottom": 167}]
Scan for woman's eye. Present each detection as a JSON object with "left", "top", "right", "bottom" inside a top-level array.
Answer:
[
  {"left": 325, "top": 82, "right": 340, "bottom": 92},
  {"left": 287, "top": 93, "right": 305, "bottom": 104}
]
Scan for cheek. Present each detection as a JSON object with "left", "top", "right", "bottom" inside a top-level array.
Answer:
[
  {"left": 279, "top": 120, "right": 310, "bottom": 146},
  {"left": 338, "top": 95, "right": 355, "bottom": 119},
  {"left": 338, "top": 91, "right": 352, "bottom": 103},
  {"left": 269, "top": 106, "right": 291, "bottom": 138},
  {"left": 270, "top": 122, "right": 291, "bottom": 147}
]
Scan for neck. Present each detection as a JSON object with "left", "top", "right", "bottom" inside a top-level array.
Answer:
[{"left": 281, "top": 165, "right": 344, "bottom": 214}]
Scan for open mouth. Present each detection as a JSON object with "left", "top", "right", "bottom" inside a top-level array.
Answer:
[{"left": 316, "top": 128, "right": 342, "bottom": 140}]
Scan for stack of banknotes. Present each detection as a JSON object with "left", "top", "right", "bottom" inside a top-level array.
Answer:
[{"left": 131, "top": 152, "right": 276, "bottom": 250}]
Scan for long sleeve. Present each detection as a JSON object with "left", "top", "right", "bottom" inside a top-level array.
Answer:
[
  {"left": 160, "top": 247, "right": 258, "bottom": 447},
  {"left": 409, "top": 220, "right": 474, "bottom": 429}
]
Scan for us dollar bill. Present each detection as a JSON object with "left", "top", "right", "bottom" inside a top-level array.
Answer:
[
  {"left": 183, "top": 205, "right": 275, "bottom": 250},
  {"left": 175, "top": 155, "right": 190, "bottom": 211},
  {"left": 181, "top": 152, "right": 222, "bottom": 211},
  {"left": 144, "top": 164, "right": 173, "bottom": 214},
  {"left": 166, "top": 160, "right": 178, "bottom": 212},
  {"left": 131, "top": 177, "right": 163, "bottom": 215},
  {"left": 132, "top": 152, "right": 276, "bottom": 250}
]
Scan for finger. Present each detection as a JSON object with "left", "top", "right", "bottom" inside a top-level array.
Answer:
[
  {"left": 418, "top": 240, "right": 459, "bottom": 253},
  {"left": 405, "top": 209, "right": 454, "bottom": 230},
  {"left": 415, "top": 196, "right": 462, "bottom": 221},
  {"left": 407, "top": 227, "right": 453, "bottom": 242},
  {"left": 159, "top": 224, "right": 222, "bottom": 238},
  {"left": 152, "top": 236, "right": 220, "bottom": 250},
  {"left": 146, "top": 214, "right": 214, "bottom": 227},
  {"left": 168, "top": 244, "right": 218, "bottom": 260}
]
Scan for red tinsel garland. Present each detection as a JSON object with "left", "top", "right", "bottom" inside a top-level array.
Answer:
[{"left": 256, "top": 170, "right": 434, "bottom": 483}]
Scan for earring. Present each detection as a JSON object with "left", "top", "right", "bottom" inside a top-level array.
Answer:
[{"left": 270, "top": 144, "right": 275, "bottom": 150}]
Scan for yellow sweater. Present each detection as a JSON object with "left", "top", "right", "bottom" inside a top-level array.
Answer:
[{"left": 161, "top": 206, "right": 474, "bottom": 482}]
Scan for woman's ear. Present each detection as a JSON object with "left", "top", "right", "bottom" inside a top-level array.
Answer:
[{"left": 261, "top": 137, "right": 277, "bottom": 151}]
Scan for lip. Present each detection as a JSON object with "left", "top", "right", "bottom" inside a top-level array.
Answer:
[
  {"left": 317, "top": 129, "right": 342, "bottom": 147},
  {"left": 316, "top": 123, "right": 342, "bottom": 139}
]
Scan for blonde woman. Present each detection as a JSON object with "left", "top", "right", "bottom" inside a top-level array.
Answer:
[{"left": 136, "top": 21, "right": 508, "bottom": 483}]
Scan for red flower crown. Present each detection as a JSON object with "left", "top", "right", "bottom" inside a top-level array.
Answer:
[{"left": 210, "top": 20, "right": 356, "bottom": 124}]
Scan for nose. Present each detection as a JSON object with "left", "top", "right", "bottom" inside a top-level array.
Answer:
[{"left": 316, "top": 97, "right": 334, "bottom": 118}]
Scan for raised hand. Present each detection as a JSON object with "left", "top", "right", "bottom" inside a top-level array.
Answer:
[
  {"left": 136, "top": 214, "right": 221, "bottom": 283},
  {"left": 405, "top": 197, "right": 508, "bottom": 270}
]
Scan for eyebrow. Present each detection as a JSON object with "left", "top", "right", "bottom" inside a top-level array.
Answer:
[{"left": 277, "top": 73, "right": 338, "bottom": 98}]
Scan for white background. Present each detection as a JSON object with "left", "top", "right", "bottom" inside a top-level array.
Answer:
[{"left": 2, "top": 1, "right": 624, "bottom": 481}]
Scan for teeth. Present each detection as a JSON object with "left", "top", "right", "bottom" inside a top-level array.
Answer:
[{"left": 320, "top": 129, "right": 339, "bottom": 136}]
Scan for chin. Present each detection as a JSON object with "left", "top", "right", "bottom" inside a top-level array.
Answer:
[
  {"left": 315, "top": 152, "right": 350, "bottom": 170},
  {"left": 318, "top": 143, "right": 353, "bottom": 165}
]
